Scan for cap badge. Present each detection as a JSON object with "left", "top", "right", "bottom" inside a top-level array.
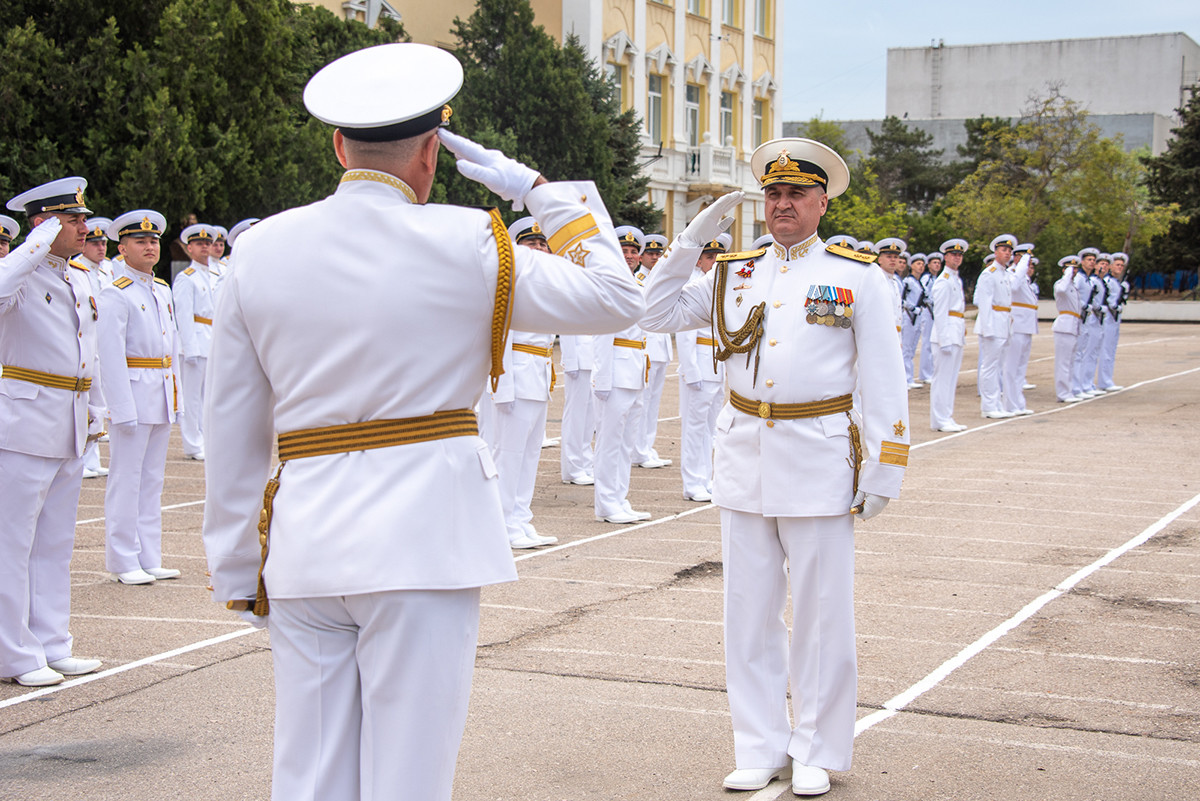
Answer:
[
  {"left": 776, "top": 150, "right": 789, "bottom": 168},
  {"left": 74, "top": 188, "right": 85, "bottom": 205},
  {"left": 441, "top": 104, "right": 453, "bottom": 124},
  {"left": 140, "top": 217, "right": 153, "bottom": 231},
  {"left": 531, "top": 222, "right": 542, "bottom": 235}
]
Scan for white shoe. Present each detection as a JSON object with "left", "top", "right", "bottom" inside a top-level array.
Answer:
[
  {"left": 2, "top": 666, "right": 65, "bottom": 686},
  {"left": 982, "top": 410, "right": 1013, "bottom": 419},
  {"left": 791, "top": 761, "right": 830, "bottom": 796},
  {"left": 1023, "top": 383, "right": 1037, "bottom": 390},
  {"left": 509, "top": 534, "right": 543, "bottom": 549},
  {"left": 636, "top": 457, "right": 672, "bottom": 468},
  {"left": 144, "top": 567, "right": 181, "bottom": 580},
  {"left": 723, "top": 765, "right": 791, "bottom": 791},
  {"left": 528, "top": 529, "right": 558, "bottom": 545},
  {"left": 934, "top": 422, "right": 968, "bottom": 432},
  {"left": 622, "top": 504, "right": 652, "bottom": 520},
  {"left": 1102, "top": 385, "right": 1124, "bottom": 392},
  {"left": 110, "top": 569, "right": 156, "bottom": 585},
  {"left": 82, "top": 466, "right": 109, "bottom": 479},
  {"left": 684, "top": 490, "right": 713, "bottom": 502},
  {"left": 98, "top": 433, "right": 109, "bottom": 443},
  {"left": 597, "top": 510, "right": 645, "bottom": 524},
  {"left": 1084, "top": 389, "right": 1105, "bottom": 397},
  {"left": 906, "top": 381, "right": 923, "bottom": 389},
  {"left": 1013, "top": 408, "right": 1035, "bottom": 416},
  {"left": 184, "top": 452, "right": 205, "bottom": 461},
  {"left": 47, "top": 657, "right": 102, "bottom": 676},
  {"left": 541, "top": 436, "right": 560, "bottom": 448},
  {"left": 1065, "top": 395, "right": 1085, "bottom": 402},
  {"left": 562, "top": 475, "right": 595, "bottom": 486}
]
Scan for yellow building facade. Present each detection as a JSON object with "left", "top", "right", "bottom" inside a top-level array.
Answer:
[{"left": 305, "top": 0, "right": 781, "bottom": 244}]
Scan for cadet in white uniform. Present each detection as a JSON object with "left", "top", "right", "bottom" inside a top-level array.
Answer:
[
  {"left": 873, "top": 239, "right": 906, "bottom": 342},
  {"left": 0, "top": 214, "right": 19, "bottom": 259},
  {"left": 974, "top": 234, "right": 1015, "bottom": 417},
  {"left": 171, "top": 223, "right": 215, "bottom": 459},
  {"left": 676, "top": 233, "right": 730, "bottom": 502},
  {"left": 918, "top": 252, "right": 940, "bottom": 383},
  {"left": 1071, "top": 248, "right": 1103, "bottom": 398},
  {"left": 632, "top": 234, "right": 673, "bottom": 469},
  {"left": 558, "top": 327, "right": 596, "bottom": 485},
  {"left": 0, "top": 178, "right": 104, "bottom": 687},
  {"left": 1052, "top": 256, "right": 1083, "bottom": 402},
  {"left": 592, "top": 226, "right": 652, "bottom": 524},
  {"left": 488, "top": 218, "right": 559, "bottom": 549},
  {"left": 929, "top": 239, "right": 969, "bottom": 432},
  {"left": 98, "top": 211, "right": 185, "bottom": 585},
  {"left": 78, "top": 217, "right": 115, "bottom": 478},
  {"left": 202, "top": 44, "right": 644, "bottom": 801},
  {"left": 1098, "top": 252, "right": 1128, "bottom": 391},
  {"left": 900, "top": 253, "right": 926, "bottom": 387},
  {"left": 1003, "top": 252, "right": 1038, "bottom": 414},
  {"left": 643, "top": 139, "right": 909, "bottom": 797}
]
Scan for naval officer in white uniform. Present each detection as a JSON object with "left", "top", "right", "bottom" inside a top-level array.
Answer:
[
  {"left": 1, "top": 178, "right": 104, "bottom": 687},
  {"left": 632, "top": 234, "right": 673, "bottom": 469},
  {"left": 171, "top": 223, "right": 215, "bottom": 459},
  {"left": 929, "top": 239, "right": 969, "bottom": 432},
  {"left": 974, "top": 234, "right": 1015, "bottom": 418},
  {"left": 98, "top": 211, "right": 185, "bottom": 585},
  {"left": 642, "top": 139, "right": 909, "bottom": 796},
  {"left": 201, "top": 43, "right": 643, "bottom": 801},
  {"left": 1052, "top": 255, "right": 1083, "bottom": 402},
  {"left": 77, "top": 216, "right": 115, "bottom": 479}
]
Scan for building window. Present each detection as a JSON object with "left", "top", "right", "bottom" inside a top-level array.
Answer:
[
  {"left": 685, "top": 84, "right": 702, "bottom": 147},
  {"left": 754, "top": 0, "right": 770, "bottom": 36},
  {"left": 722, "top": 0, "right": 739, "bottom": 27},
  {"left": 687, "top": 0, "right": 705, "bottom": 14},
  {"left": 605, "top": 63, "right": 625, "bottom": 107},
  {"left": 720, "top": 91, "right": 736, "bottom": 146},
  {"left": 648, "top": 74, "right": 664, "bottom": 144},
  {"left": 752, "top": 98, "right": 765, "bottom": 147}
]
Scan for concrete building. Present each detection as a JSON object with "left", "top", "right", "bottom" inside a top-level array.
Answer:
[
  {"left": 789, "top": 33, "right": 1200, "bottom": 161},
  {"left": 305, "top": 0, "right": 782, "bottom": 245}
]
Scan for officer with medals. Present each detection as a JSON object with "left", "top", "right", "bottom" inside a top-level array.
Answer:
[
  {"left": 676, "top": 232, "right": 730, "bottom": 502},
  {"left": 201, "top": 43, "right": 643, "bottom": 801},
  {"left": 632, "top": 233, "right": 673, "bottom": 469},
  {"left": 1098, "top": 253, "right": 1128, "bottom": 391},
  {"left": 642, "top": 138, "right": 909, "bottom": 796},
  {"left": 929, "top": 239, "right": 969, "bottom": 432},
  {"left": 1, "top": 177, "right": 104, "bottom": 687},
  {"left": 97, "top": 211, "right": 184, "bottom": 585},
  {"left": 172, "top": 223, "right": 216, "bottom": 460},
  {"left": 77, "top": 217, "right": 116, "bottom": 479},
  {"left": 487, "top": 217, "right": 559, "bottom": 549},
  {"left": 975, "top": 234, "right": 1016, "bottom": 418}
]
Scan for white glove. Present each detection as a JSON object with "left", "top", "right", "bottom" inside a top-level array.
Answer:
[
  {"left": 234, "top": 609, "right": 267, "bottom": 630},
  {"left": 25, "top": 215, "right": 63, "bottom": 250},
  {"left": 851, "top": 490, "right": 889, "bottom": 520},
  {"left": 437, "top": 129, "right": 540, "bottom": 211},
  {"left": 593, "top": 390, "right": 610, "bottom": 402},
  {"left": 677, "top": 191, "right": 744, "bottom": 249}
]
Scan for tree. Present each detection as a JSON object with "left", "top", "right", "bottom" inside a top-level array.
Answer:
[
  {"left": 446, "top": 0, "right": 658, "bottom": 229},
  {"left": 1142, "top": 89, "right": 1200, "bottom": 275},
  {"left": 862, "top": 116, "right": 956, "bottom": 213}
]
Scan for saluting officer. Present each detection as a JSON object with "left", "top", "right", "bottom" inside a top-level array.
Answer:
[
  {"left": 930, "top": 239, "right": 969, "bottom": 432},
  {"left": 1, "top": 178, "right": 104, "bottom": 687},
  {"left": 643, "top": 138, "right": 909, "bottom": 796},
  {"left": 1052, "top": 255, "right": 1083, "bottom": 402},
  {"left": 1003, "top": 250, "right": 1038, "bottom": 415},
  {"left": 98, "top": 211, "right": 185, "bottom": 585},
  {"left": 975, "top": 235, "right": 1016, "bottom": 418},
  {"left": 172, "top": 223, "right": 216, "bottom": 459},
  {"left": 201, "top": 43, "right": 643, "bottom": 801},
  {"left": 632, "top": 233, "right": 673, "bottom": 469}
]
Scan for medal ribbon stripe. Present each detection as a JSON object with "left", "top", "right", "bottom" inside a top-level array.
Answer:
[
  {"left": 1, "top": 365, "right": 92, "bottom": 392},
  {"left": 193, "top": 315, "right": 213, "bottom": 325},
  {"left": 277, "top": 409, "right": 480, "bottom": 461}
]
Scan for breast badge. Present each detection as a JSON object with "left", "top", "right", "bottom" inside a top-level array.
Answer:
[{"left": 805, "top": 285, "right": 853, "bottom": 328}]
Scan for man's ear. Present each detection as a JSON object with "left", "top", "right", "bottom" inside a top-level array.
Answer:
[
  {"left": 333, "top": 129, "right": 348, "bottom": 169},
  {"left": 422, "top": 131, "right": 440, "bottom": 175}
]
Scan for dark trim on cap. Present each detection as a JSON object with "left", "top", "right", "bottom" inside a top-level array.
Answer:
[{"left": 339, "top": 104, "right": 451, "bottom": 143}]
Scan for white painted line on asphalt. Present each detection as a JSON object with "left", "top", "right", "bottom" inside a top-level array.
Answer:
[
  {"left": 582, "top": 555, "right": 700, "bottom": 567},
  {"left": 76, "top": 498, "right": 204, "bottom": 526},
  {"left": 943, "top": 683, "right": 1198, "bottom": 714},
  {"left": 71, "top": 613, "right": 245, "bottom": 626},
  {"left": 851, "top": 489, "right": 1200, "bottom": 738},
  {"left": 512, "top": 504, "right": 715, "bottom": 563},
  {"left": 526, "top": 646, "right": 724, "bottom": 667},
  {"left": 0, "top": 627, "right": 260, "bottom": 710}
]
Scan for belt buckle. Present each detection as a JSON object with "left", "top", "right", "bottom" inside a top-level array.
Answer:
[
  {"left": 161, "top": 356, "right": 170, "bottom": 368},
  {"left": 74, "top": 377, "right": 87, "bottom": 392},
  {"left": 757, "top": 401, "right": 772, "bottom": 420}
]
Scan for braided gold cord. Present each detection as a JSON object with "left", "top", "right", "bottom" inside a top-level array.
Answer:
[
  {"left": 488, "top": 208, "right": 515, "bottom": 392},
  {"left": 711, "top": 258, "right": 766, "bottom": 386}
]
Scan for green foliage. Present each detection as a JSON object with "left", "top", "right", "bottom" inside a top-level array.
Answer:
[
  {"left": 447, "top": 0, "right": 658, "bottom": 230},
  {"left": 1142, "top": 89, "right": 1200, "bottom": 274},
  {"left": 862, "top": 116, "right": 957, "bottom": 213}
]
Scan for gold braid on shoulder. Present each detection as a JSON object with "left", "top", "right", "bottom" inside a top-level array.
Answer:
[
  {"left": 488, "top": 208, "right": 515, "bottom": 392},
  {"left": 711, "top": 258, "right": 767, "bottom": 386}
]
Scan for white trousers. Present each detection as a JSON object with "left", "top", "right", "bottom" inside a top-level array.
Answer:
[
  {"left": 593, "top": 387, "right": 641, "bottom": 517},
  {"left": 83, "top": 439, "right": 104, "bottom": 472},
  {"left": 0, "top": 449, "right": 83, "bottom": 676},
  {"left": 722, "top": 509, "right": 856, "bottom": 773},
  {"left": 1054, "top": 332, "right": 1078, "bottom": 400},
  {"left": 917, "top": 309, "right": 934, "bottom": 381},
  {"left": 490, "top": 398, "right": 548, "bottom": 541},
  {"left": 632, "top": 360, "right": 668, "bottom": 464},
  {"left": 900, "top": 313, "right": 920, "bottom": 382},
  {"left": 180, "top": 356, "right": 206, "bottom": 456},
  {"left": 269, "top": 589, "right": 481, "bottom": 801},
  {"left": 559, "top": 369, "right": 595, "bottom": 482},
  {"left": 105, "top": 422, "right": 171, "bottom": 573},
  {"left": 1082, "top": 320, "right": 1104, "bottom": 391},
  {"left": 1098, "top": 318, "right": 1121, "bottom": 389},
  {"left": 679, "top": 377, "right": 722, "bottom": 497},
  {"left": 977, "top": 335, "right": 1007, "bottom": 413},
  {"left": 929, "top": 344, "right": 964, "bottom": 429},
  {"left": 1072, "top": 321, "right": 1101, "bottom": 394},
  {"left": 1002, "top": 332, "right": 1032, "bottom": 412}
]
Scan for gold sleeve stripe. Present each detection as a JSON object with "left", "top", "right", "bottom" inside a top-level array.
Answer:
[
  {"left": 879, "top": 441, "right": 910, "bottom": 467},
  {"left": 548, "top": 213, "right": 598, "bottom": 255}
]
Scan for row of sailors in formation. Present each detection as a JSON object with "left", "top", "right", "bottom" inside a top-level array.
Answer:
[{"left": 0, "top": 174, "right": 257, "bottom": 687}]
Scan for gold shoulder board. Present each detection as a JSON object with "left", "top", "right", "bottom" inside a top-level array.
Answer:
[
  {"left": 939, "top": 271, "right": 949, "bottom": 278},
  {"left": 716, "top": 246, "right": 768, "bottom": 263},
  {"left": 68, "top": 258, "right": 89, "bottom": 272},
  {"left": 826, "top": 243, "right": 877, "bottom": 264},
  {"left": 113, "top": 276, "right": 134, "bottom": 289},
  {"left": 154, "top": 277, "right": 169, "bottom": 286},
  {"left": 183, "top": 267, "right": 195, "bottom": 275}
]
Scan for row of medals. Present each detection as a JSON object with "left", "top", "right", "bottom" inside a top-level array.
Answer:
[{"left": 806, "top": 299, "right": 853, "bottom": 328}]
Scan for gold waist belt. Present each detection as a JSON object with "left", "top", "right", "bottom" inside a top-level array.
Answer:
[
  {"left": 948, "top": 311, "right": 964, "bottom": 318},
  {"left": 127, "top": 356, "right": 172, "bottom": 369},
  {"left": 1, "top": 365, "right": 91, "bottom": 392},
  {"left": 194, "top": 315, "right": 212, "bottom": 325},
  {"left": 1059, "top": 310, "right": 1081, "bottom": 318},
  {"left": 614, "top": 338, "right": 645, "bottom": 349},
  {"left": 511, "top": 343, "right": 556, "bottom": 391},
  {"left": 991, "top": 305, "right": 1011, "bottom": 312},
  {"left": 697, "top": 337, "right": 717, "bottom": 346},
  {"left": 1011, "top": 302, "right": 1037, "bottom": 310},
  {"left": 729, "top": 390, "right": 853, "bottom": 421}
]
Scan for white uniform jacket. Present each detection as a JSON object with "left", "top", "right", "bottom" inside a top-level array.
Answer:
[
  {"left": 491, "top": 330, "right": 555, "bottom": 404},
  {"left": 592, "top": 322, "right": 647, "bottom": 392},
  {"left": 972, "top": 263, "right": 1012, "bottom": 338},
  {"left": 1052, "top": 272, "right": 1081, "bottom": 334},
  {"left": 172, "top": 260, "right": 215, "bottom": 360},
  {"left": 1103, "top": 275, "right": 1123, "bottom": 321},
  {"left": 642, "top": 237, "right": 909, "bottom": 516},
  {"left": 559, "top": 334, "right": 594, "bottom": 372},
  {"left": 901, "top": 274, "right": 924, "bottom": 323},
  {"left": 203, "top": 175, "right": 643, "bottom": 604},
  {"left": 930, "top": 268, "right": 966, "bottom": 347},
  {"left": 0, "top": 244, "right": 101, "bottom": 459},
  {"left": 1009, "top": 270, "right": 1039, "bottom": 336},
  {"left": 676, "top": 271, "right": 724, "bottom": 384},
  {"left": 97, "top": 271, "right": 182, "bottom": 426},
  {"left": 635, "top": 269, "right": 674, "bottom": 364}
]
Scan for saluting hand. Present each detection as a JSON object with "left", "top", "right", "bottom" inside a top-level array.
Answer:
[
  {"left": 678, "top": 191, "right": 744, "bottom": 249},
  {"left": 437, "top": 129, "right": 541, "bottom": 211}
]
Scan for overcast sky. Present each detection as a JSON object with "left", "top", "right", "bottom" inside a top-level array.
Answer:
[{"left": 780, "top": 0, "right": 1200, "bottom": 122}]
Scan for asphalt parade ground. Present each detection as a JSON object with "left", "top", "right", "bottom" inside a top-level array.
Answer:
[{"left": 2, "top": 322, "right": 1200, "bottom": 800}]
